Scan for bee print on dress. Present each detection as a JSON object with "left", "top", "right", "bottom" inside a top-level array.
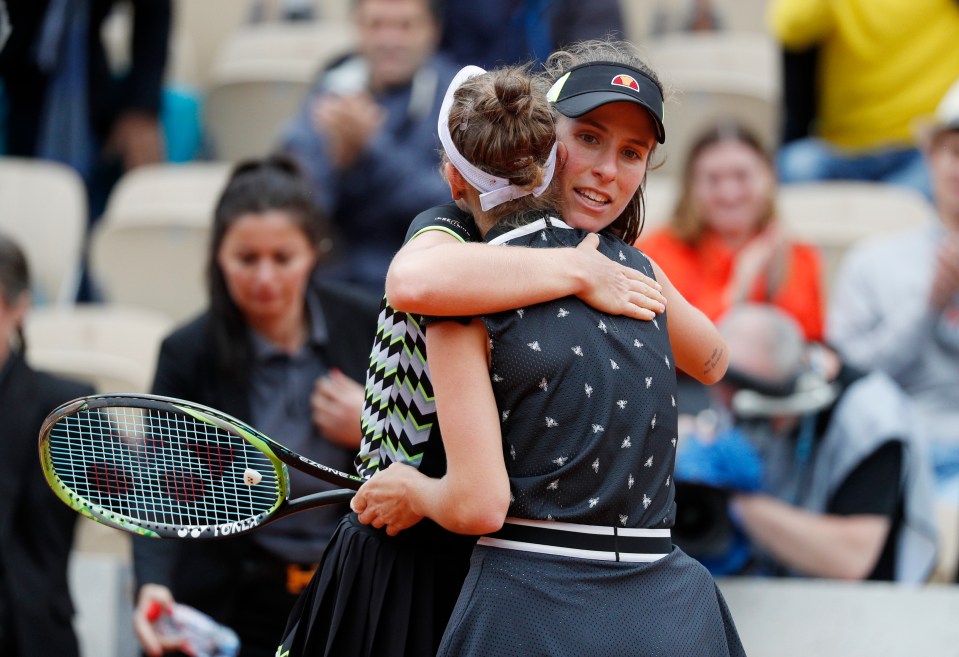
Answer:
[
  {"left": 621, "top": 436, "right": 632, "bottom": 448},
  {"left": 510, "top": 444, "right": 516, "bottom": 460},
  {"left": 553, "top": 456, "right": 569, "bottom": 466},
  {"left": 538, "top": 378, "right": 548, "bottom": 392},
  {"left": 492, "top": 373, "right": 503, "bottom": 383},
  {"left": 572, "top": 345, "right": 583, "bottom": 356},
  {"left": 585, "top": 383, "right": 593, "bottom": 398},
  {"left": 592, "top": 458, "right": 600, "bottom": 472},
  {"left": 545, "top": 417, "right": 559, "bottom": 427},
  {"left": 592, "top": 424, "right": 605, "bottom": 434},
  {"left": 634, "top": 339, "right": 644, "bottom": 348},
  {"left": 547, "top": 480, "right": 560, "bottom": 490},
  {"left": 619, "top": 514, "right": 628, "bottom": 526},
  {"left": 651, "top": 414, "right": 657, "bottom": 429},
  {"left": 645, "top": 456, "right": 654, "bottom": 468},
  {"left": 628, "top": 474, "right": 635, "bottom": 489},
  {"left": 643, "top": 494, "right": 652, "bottom": 509},
  {"left": 557, "top": 308, "right": 570, "bottom": 318},
  {"left": 652, "top": 318, "right": 660, "bottom": 330},
  {"left": 645, "top": 376, "right": 653, "bottom": 389},
  {"left": 528, "top": 341, "right": 541, "bottom": 351},
  {"left": 501, "top": 409, "right": 510, "bottom": 422},
  {"left": 665, "top": 475, "right": 671, "bottom": 488},
  {"left": 665, "top": 354, "right": 671, "bottom": 369},
  {"left": 598, "top": 320, "right": 608, "bottom": 334},
  {"left": 618, "top": 250, "right": 627, "bottom": 261},
  {"left": 517, "top": 309, "right": 525, "bottom": 318},
  {"left": 610, "top": 359, "right": 620, "bottom": 370},
  {"left": 617, "top": 400, "right": 627, "bottom": 409},
  {"left": 589, "top": 497, "right": 599, "bottom": 508}
]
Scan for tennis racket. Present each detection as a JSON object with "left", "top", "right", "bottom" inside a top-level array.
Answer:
[{"left": 39, "top": 393, "right": 364, "bottom": 540}]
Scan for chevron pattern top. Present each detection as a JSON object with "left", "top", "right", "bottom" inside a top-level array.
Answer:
[{"left": 354, "top": 204, "right": 480, "bottom": 479}]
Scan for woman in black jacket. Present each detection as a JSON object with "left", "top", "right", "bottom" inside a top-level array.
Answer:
[{"left": 131, "top": 157, "right": 379, "bottom": 657}]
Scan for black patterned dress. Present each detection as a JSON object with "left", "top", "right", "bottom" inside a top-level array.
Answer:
[
  {"left": 277, "top": 205, "right": 480, "bottom": 657},
  {"left": 437, "top": 216, "right": 745, "bottom": 657}
]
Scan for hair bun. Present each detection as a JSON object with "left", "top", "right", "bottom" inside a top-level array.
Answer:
[{"left": 493, "top": 72, "right": 534, "bottom": 118}]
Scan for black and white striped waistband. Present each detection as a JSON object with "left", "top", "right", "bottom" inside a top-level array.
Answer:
[{"left": 478, "top": 518, "right": 671, "bottom": 563}]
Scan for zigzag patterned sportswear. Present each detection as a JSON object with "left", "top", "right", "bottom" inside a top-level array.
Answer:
[
  {"left": 355, "top": 204, "right": 481, "bottom": 480},
  {"left": 275, "top": 203, "right": 480, "bottom": 657}
]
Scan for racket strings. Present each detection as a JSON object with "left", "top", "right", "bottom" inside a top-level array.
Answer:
[{"left": 47, "top": 406, "right": 283, "bottom": 531}]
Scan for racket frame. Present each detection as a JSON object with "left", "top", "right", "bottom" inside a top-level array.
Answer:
[{"left": 39, "top": 393, "right": 361, "bottom": 539}]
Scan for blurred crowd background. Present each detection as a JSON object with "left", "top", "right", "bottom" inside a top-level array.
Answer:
[{"left": 2, "top": 0, "right": 959, "bottom": 655}]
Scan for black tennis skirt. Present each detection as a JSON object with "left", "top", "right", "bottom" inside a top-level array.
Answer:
[
  {"left": 438, "top": 544, "right": 746, "bottom": 657},
  {"left": 276, "top": 512, "right": 476, "bottom": 657}
]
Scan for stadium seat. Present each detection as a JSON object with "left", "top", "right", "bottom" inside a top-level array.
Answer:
[
  {"left": 641, "top": 174, "right": 679, "bottom": 236},
  {"left": 711, "top": 0, "right": 772, "bottom": 34},
  {"left": 203, "top": 21, "right": 357, "bottom": 161},
  {"left": 172, "top": 0, "right": 251, "bottom": 89},
  {"left": 0, "top": 157, "right": 87, "bottom": 305},
  {"left": 622, "top": 0, "right": 774, "bottom": 41},
  {"left": 647, "top": 32, "right": 779, "bottom": 88},
  {"left": 24, "top": 304, "right": 175, "bottom": 393},
  {"left": 647, "top": 33, "right": 780, "bottom": 176},
  {"left": 89, "top": 162, "right": 232, "bottom": 323},
  {"left": 778, "top": 182, "right": 936, "bottom": 294}
]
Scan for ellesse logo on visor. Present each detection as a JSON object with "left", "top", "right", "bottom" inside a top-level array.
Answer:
[{"left": 611, "top": 74, "right": 640, "bottom": 92}]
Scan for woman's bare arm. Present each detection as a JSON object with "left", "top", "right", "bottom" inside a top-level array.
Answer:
[
  {"left": 352, "top": 319, "right": 510, "bottom": 536},
  {"left": 652, "top": 260, "right": 729, "bottom": 384},
  {"left": 386, "top": 231, "right": 666, "bottom": 319}
]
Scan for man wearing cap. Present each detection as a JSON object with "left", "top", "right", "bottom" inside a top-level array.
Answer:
[
  {"left": 827, "top": 79, "right": 959, "bottom": 518},
  {"left": 714, "top": 304, "right": 937, "bottom": 583}
]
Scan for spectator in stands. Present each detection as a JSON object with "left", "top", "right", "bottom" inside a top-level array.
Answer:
[
  {"left": 438, "top": 0, "right": 623, "bottom": 68},
  {"left": 650, "top": 0, "right": 724, "bottom": 36},
  {"left": 638, "top": 122, "right": 824, "bottom": 341},
  {"left": 0, "top": 232, "right": 93, "bottom": 656},
  {"left": 131, "top": 157, "right": 379, "bottom": 657},
  {"left": 715, "top": 304, "right": 937, "bottom": 582},
  {"left": 0, "top": 0, "right": 170, "bottom": 212},
  {"left": 279, "top": 0, "right": 458, "bottom": 293},
  {"left": 768, "top": 0, "right": 959, "bottom": 199},
  {"left": 827, "top": 78, "right": 959, "bottom": 491}
]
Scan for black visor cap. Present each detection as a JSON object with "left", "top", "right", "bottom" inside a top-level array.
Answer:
[{"left": 548, "top": 61, "right": 666, "bottom": 144}]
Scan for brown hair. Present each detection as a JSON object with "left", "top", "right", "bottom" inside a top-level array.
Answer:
[
  {"left": 670, "top": 121, "right": 777, "bottom": 244},
  {"left": 544, "top": 40, "right": 666, "bottom": 244},
  {"left": 443, "top": 65, "right": 560, "bottom": 225}
]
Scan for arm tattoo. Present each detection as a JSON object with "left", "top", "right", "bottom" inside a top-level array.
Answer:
[{"left": 703, "top": 347, "right": 725, "bottom": 375}]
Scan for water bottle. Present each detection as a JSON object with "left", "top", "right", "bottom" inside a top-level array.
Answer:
[{"left": 146, "top": 601, "right": 241, "bottom": 657}]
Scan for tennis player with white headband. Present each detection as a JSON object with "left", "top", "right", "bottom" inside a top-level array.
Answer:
[
  {"left": 350, "top": 55, "right": 743, "bottom": 656},
  {"left": 437, "top": 64, "right": 558, "bottom": 212}
]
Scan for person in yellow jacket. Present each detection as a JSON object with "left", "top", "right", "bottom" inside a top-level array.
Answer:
[{"left": 768, "top": 0, "right": 959, "bottom": 199}]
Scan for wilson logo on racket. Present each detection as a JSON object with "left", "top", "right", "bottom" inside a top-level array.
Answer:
[{"left": 611, "top": 74, "right": 640, "bottom": 92}]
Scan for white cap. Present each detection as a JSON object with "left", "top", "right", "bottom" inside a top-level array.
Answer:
[
  {"left": 934, "top": 77, "right": 959, "bottom": 133},
  {"left": 918, "top": 77, "right": 959, "bottom": 139}
]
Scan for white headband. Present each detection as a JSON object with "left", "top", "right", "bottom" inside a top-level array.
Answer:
[{"left": 438, "top": 65, "right": 558, "bottom": 212}]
